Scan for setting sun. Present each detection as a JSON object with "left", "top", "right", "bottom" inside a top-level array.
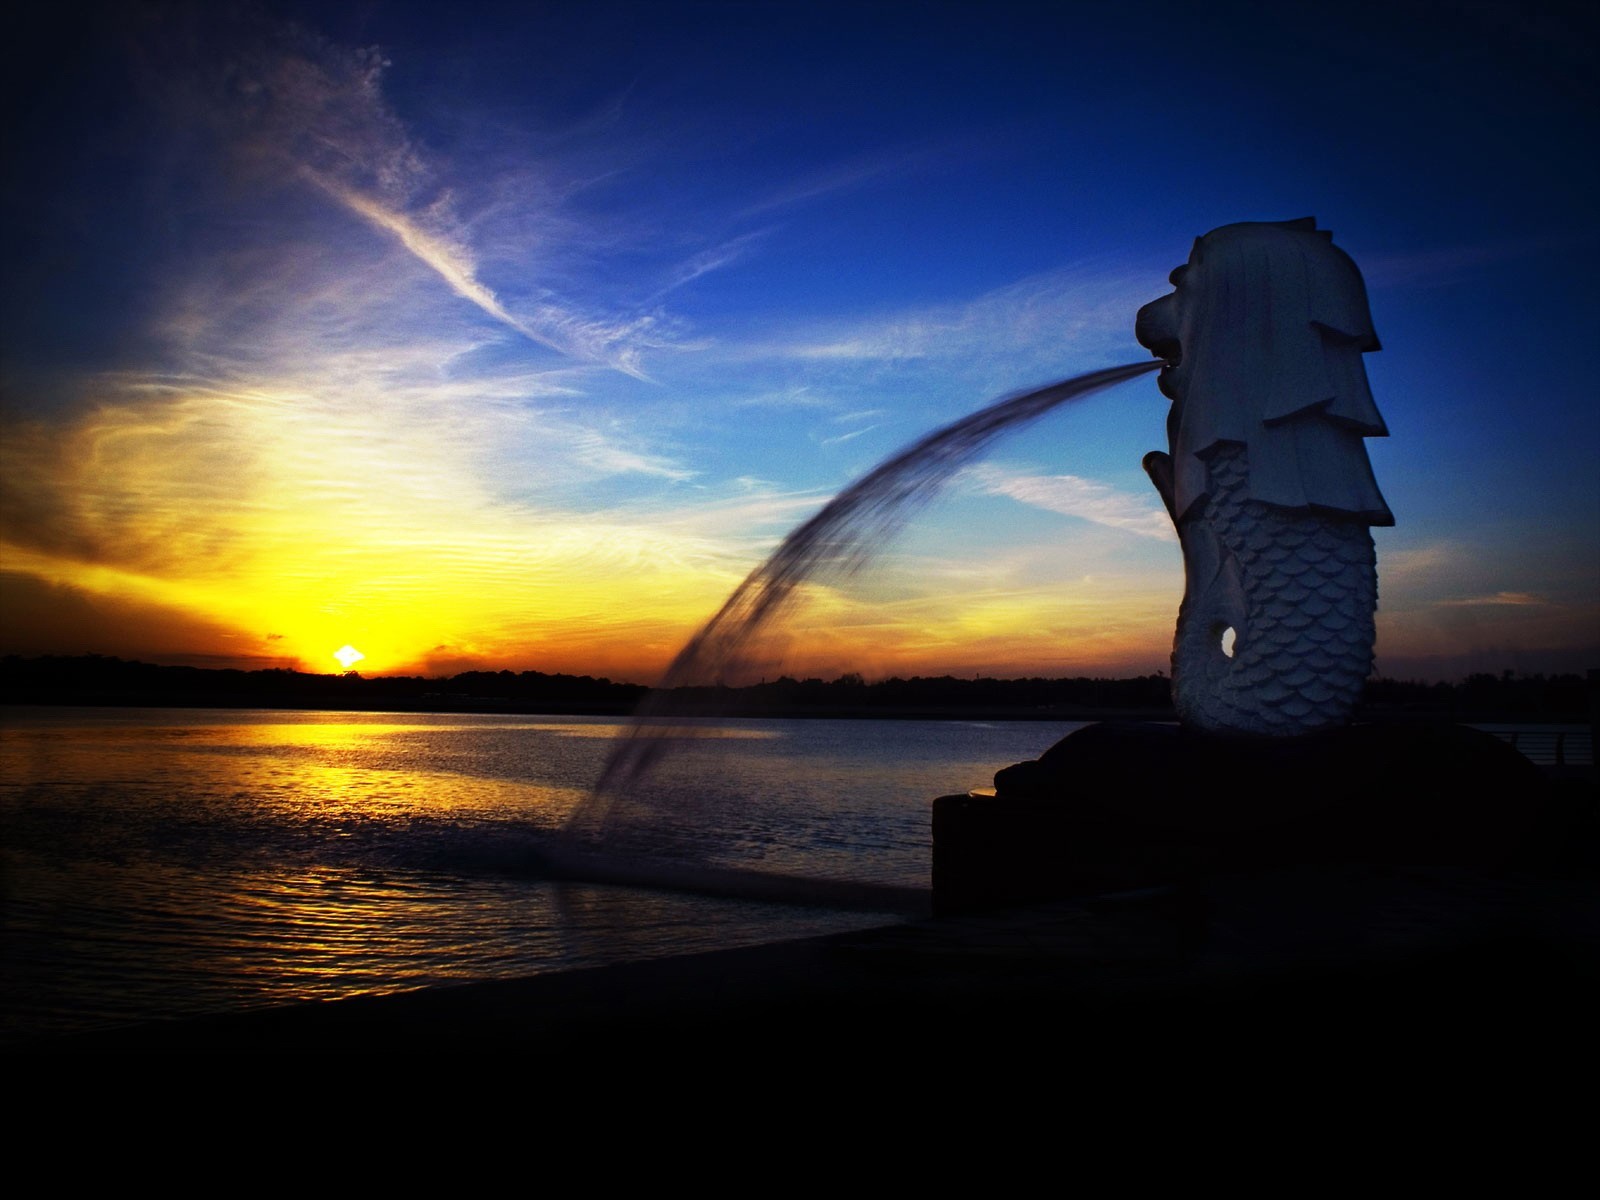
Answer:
[{"left": 333, "top": 645, "right": 366, "bottom": 671}]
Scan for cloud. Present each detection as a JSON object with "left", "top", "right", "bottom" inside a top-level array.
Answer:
[
  {"left": 302, "top": 171, "right": 587, "bottom": 360},
  {"left": 819, "top": 426, "right": 882, "bottom": 447},
  {"left": 651, "top": 231, "right": 771, "bottom": 298},
  {"left": 1433, "top": 591, "right": 1547, "bottom": 608},
  {"left": 640, "top": 487, "right": 832, "bottom": 554},
  {"left": 138, "top": 6, "right": 676, "bottom": 380},
  {"left": 754, "top": 263, "right": 1152, "bottom": 371},
  {"left": 1361, "top": 231, "right": 1595, "bottom": 289},
  {"left": 0, "top": 569, "right": 293, "bottom": 666},
  {"left": 0, "top": 357, "right": 697, "bottom": 582},
  {"left": 0, "top": 394, "right": 747, "bottom": 680},
  {"left": 736, "top": 140, "right": 962, "bottom": 218},
  {"left": 564, "top": 426, "right": 697, "bottom": 482},
  {"left": 727, "top": 386, "right": 836, "bottom": 411},
  {"left": 964, "top": 464, "right": 1175, "bottom": 541},
  {"left": 1377, "top": 540, "right": 1587, "bottom": 612}
]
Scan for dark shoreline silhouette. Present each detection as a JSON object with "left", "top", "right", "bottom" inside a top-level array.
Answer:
[{"left": 1, "top": 654, "right": 1589, "bottom": 723}]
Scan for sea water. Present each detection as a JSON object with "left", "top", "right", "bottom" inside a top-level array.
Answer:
[{"left": 0, "top": 705, "right": 1081, "bottom": 1044}]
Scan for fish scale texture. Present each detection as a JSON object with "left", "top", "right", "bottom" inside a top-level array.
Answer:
[{"left": 1174, "top": 444, "right": 1376, "bottom": 736}]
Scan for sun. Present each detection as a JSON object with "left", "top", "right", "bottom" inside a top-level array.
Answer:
[{"left": 333, "top": 644, "right": 366, "bottom": 671}]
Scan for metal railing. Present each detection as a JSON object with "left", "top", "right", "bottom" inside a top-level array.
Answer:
[{"left": 1483, "top": 728, "right": 1594, "bottom": 770}]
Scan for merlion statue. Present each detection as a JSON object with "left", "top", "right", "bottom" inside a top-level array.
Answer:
[{"left": 1135, "top": 218, "right": 1392, "bottom": 737}]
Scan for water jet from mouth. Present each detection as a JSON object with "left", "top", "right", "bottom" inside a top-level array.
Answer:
[{"left": 568, "top": 359, "right": 1161, "bottom": 848}]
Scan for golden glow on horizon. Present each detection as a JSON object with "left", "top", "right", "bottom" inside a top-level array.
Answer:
[
  {"left": 6, "top": 373, "right": 1585, "bottom": 684},
  {"left": 0, "top": 383, "right": 769, "bottom": 677},
  {"left": 0, "top": 378, "right": 1195, "bottom": 681}
]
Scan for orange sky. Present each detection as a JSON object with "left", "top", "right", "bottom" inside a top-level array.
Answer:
[{"left": 0, "top": 383, "right": 1183, "bottom": 683}]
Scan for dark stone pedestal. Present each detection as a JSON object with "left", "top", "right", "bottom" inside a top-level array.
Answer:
[{"left": 932, "top": 721, "right": 1573, "bottom": 916}]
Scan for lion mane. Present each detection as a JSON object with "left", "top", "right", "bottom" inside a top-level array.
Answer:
[{"left": 1159, "top": 217, "right": 1392, "bottom": 527}]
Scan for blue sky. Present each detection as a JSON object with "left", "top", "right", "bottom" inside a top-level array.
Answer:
[{"left": 2, "top": 0, "right": 1595, "bottom": 682}]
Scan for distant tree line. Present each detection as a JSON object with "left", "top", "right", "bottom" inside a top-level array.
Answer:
[
  {"left": 1, "top": 655, "right": 1591, "bottom": 720},
  {"left": 1362, "top": 670, "right": 1592, "bottom": 721},
  {"left": 682, "top": 672, "right": 1176, "bottom": 716},
  {"left": 0, "top": 655, "right": 646, "bottom": 714}
]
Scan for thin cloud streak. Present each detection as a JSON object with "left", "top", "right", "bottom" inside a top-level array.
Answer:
[
  {"left": 1362, "top": 231, "right": 1597, "bottom": 289},
  {"left": 304, "top": 172, "right": 551, "bottom": 344},
  {"left": 652, "top": 230, "right": 771, "bottom": 298},
  {"left": 819, "top": 426, "right": 882, "bottom": 447},
  {"left": 566, "top": 428, "right": 697, "bottom": 482},
  {"left": 727, "top": 386, "right": 836, "bottom": 411},
  {"left": 303, "top": 170, "right": 654, "bottom": 379},
  {"left": 737, "top": 140, "right": 966, "bottom": 218},
  {"left": 965, "top": 463, "right": 1175, "bottom": 542},
  {"left": 754, "top": 264, "right": 1153, "bottom": 368},
  {"left": 1434, "top": 591, "right": 1547, "bottom": 608}
]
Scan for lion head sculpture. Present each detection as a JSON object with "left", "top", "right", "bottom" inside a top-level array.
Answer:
[{"left": 1136, "top": 217, "right": 1393, "bottom": 528}]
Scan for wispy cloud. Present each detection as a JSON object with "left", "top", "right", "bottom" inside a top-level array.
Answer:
[
  {"left": 1377, "top": 543, "right": 1568, "bottom": 614},
  {"left": 302, "top": 169, "right": 634, "bottom": 368},
  {"left": 565, "top": 427, "right": 697, "bottom": 482},
  {"left": 1376, "top": 544, "right": 1458, "bottom": 591},
  {"left": 644, "top": 487, "right": 830, "bottom": 544},
  {"left": 728, "top": 386, "right": 837, "bottom": 410},
  {"left": 1433, "top": 591, "right": 1547, "bottom": 608},
  {"left": 1361, "top": 231, "right": 1595, "bottom": 289},
  {"left": 737, "top": 140, "right": 963, "bottom": 218},
  {"left": 964, "top": 463, "right": 1175, "bottom": 541},
  {"left": 819, "top": 426, "right": 881, "bottom": 447},
  {"left": 143, "top": 7, "right": 675, "bottom": 380},
  {"left": 816, "top": 407, "right": 889, "bottom": 447},
  {"left": 755, "top": 263, "right": 1152, "bottom": 369},
  {"left": 651, "top": 230, "right": 771, "bottom": 298}
]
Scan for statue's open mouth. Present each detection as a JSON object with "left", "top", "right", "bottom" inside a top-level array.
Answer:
[
  {"left": 1150, "top": 341, "right": 1182, "bottom": 399},
  {"left": 1155, "top": 349, "right": 1181, "bottom": 387},
  {"left": 1147, "top": 336, "right": 1181, "bottom": 368}
]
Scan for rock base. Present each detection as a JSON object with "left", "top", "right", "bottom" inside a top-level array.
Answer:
[{"left": 932, "top": 721, "right": 1579, "bottom": 916}]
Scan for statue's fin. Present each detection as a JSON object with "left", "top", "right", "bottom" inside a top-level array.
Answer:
[{"left": 1143, "top": 450, "right": 1177, "bottom": 522}]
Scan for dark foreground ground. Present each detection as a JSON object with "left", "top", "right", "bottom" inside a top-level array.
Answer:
[{"left": 21, "top": 860, "right": 1598, "bottom": 1067}]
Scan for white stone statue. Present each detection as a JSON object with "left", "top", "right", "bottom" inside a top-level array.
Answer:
[{"left": 1135, "top": 218, "right": 1393, "bottom": 737}]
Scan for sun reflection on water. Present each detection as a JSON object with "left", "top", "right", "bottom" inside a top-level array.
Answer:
[{"left": 1, "top": 708, "right": 1054, "bottom": 1041}]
